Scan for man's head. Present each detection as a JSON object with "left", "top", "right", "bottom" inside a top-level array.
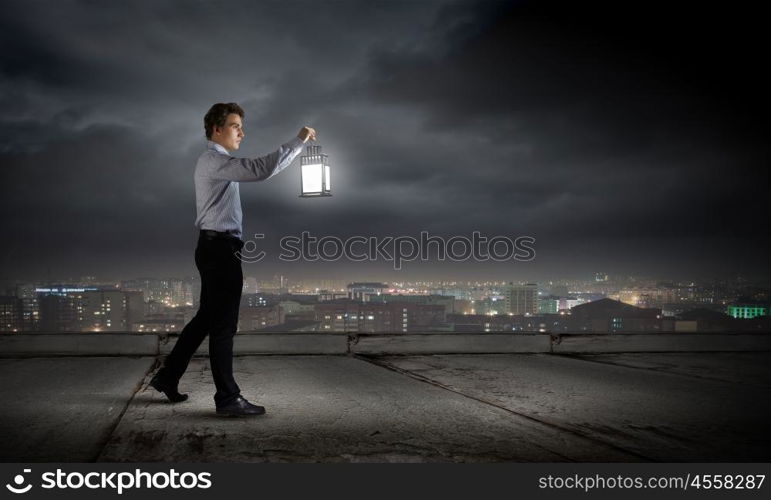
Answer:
[{"left": 204, "top": 102, "right": 245, "bottom": 151}]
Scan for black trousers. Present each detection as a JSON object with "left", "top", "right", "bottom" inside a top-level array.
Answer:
[{"left": 158, "top": 232, "right": 244, "bottom": 407}]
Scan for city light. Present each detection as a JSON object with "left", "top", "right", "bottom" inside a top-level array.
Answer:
[{"left": 1, "top": 275, "right": 767, "bottom": 335}]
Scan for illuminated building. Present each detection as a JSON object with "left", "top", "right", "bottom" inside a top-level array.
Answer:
[
  {"left": 504, "top": 283, "right": 538, "bottom": 315},
  {"left": 315, "top": 300, "right": 445, "bottom": 333},
  {"left": 727, "top": 304, "right": 767, "bottom": 319},
  {"left": 347, "top": 282, "right": 388, "bottom": 302},
  {"left": 37, "top": 289, "right": 144, "bottom": 332},
  {"left": 0, "top": 296, "right": 22, "bottom": 332}
]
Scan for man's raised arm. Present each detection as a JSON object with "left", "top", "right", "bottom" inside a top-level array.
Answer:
[{"left": 209, "top": 126, "right": 316, "bottom": 182}]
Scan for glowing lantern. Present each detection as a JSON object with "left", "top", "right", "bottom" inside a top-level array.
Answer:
[{"left": 300, "top": 144, "right": 331, "bottom": 197}]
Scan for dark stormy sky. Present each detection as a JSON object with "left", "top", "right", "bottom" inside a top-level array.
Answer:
[{"left": 1, "top": 0, "right": 768, "bottom": 283}]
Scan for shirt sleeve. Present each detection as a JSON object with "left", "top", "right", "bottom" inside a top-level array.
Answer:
[{"left": 208, "top": 136, "right": 305, "bottom": 182}]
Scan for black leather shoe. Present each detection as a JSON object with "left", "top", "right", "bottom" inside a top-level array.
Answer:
[
  {"left": 216, "top": 396, "right": 266, "bottom": 417},
  {"left": 149, "top": 373, "right": 188, "bottom": 403}
]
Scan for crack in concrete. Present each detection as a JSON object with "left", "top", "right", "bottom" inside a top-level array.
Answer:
[
  {"left": 556, "top": 353, "right": 770, "bottom": 388},
  {"left": 93, "top": 357, "right": 160, "bottom": 462},
  {"left": 353, "top": 354, "right": 651, "bottom": 462}
]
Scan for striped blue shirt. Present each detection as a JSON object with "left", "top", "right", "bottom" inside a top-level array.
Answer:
[{"left": 194, "top": 137, "right": 305, "bottom": 239}]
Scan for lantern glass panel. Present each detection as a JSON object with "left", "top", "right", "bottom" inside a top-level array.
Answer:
[
  {"left": 302, "top": 163, "right": 323, "bottom": 194},
  {"left": 324, "top": 164, "right": 331, "bottom": 191}
]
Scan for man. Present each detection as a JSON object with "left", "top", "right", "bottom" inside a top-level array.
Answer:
[{"left": 150, "top": 102, "right": 316, "bottom": 417}]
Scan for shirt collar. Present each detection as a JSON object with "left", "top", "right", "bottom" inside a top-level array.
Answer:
[{"left": 207, "top": 140, "right": 230, "bottom": 155}]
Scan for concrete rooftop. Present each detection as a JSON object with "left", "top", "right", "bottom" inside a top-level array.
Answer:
[{"left": 1, "top": 332, "right": 770, "bottom": 462}]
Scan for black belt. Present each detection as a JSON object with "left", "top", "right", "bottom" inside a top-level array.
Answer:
[{"left": 200, "top": 229, "right": 240, "bottom": 240}]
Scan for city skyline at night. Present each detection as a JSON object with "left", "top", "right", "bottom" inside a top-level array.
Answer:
[{"left": 3, "top": 269, "right": 768, "bottom": 334}]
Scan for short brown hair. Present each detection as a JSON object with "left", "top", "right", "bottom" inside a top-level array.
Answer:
[{"left": 204, "top": 102, "right": 244, "bottom": 139}]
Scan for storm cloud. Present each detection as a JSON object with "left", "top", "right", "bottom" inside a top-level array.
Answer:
[{"left": 1, "top": 0, "right": 768, "bottom": 282}]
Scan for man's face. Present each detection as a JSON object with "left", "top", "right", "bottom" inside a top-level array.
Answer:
[{"left": 212, "top": 113, "right": 244, "bottom": 151}]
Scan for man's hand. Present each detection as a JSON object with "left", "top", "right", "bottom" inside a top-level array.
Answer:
[{"left": 298, "top": 126, "right": 316, "bottom": 143}]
